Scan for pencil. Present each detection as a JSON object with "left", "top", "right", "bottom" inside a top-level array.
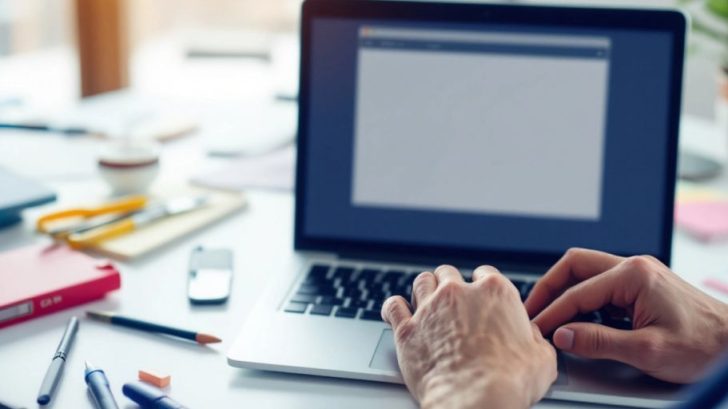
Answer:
[{"left": 86, "top": 311, "right": 221, "bottom": 344}]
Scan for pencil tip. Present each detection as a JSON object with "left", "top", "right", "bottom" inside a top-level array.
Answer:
[
  {"left": 195, "top": 333, "right": 222, "bottom": 344},
  {"left": 85, "top": 361, "right": 91, "bottom": 369}
]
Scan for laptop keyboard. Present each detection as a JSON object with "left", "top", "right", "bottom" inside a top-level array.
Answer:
[
  {"left": 284, "top": 263, "right": 535, "bottom": 321},
  {"left": 284, "top": 263, "right": 632, "bottom": 329}
]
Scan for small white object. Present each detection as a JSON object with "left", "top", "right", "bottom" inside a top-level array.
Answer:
[
  {"left": 204, "top": 102, "right": 296, "bottom": 157},
  {"left": 129, "top": 115, "right": 198, "bottom": 142},
  {"left": 98, "top": 140, "right": 160, "bottom": 195}
]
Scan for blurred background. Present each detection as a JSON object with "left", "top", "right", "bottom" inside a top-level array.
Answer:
[
  {"left": 0, "top": 0, "right": 725, "bottom": 114},
  {"left": 0, "top": 0, "right": 725, "bottom": 185},
  {"left": 0, "top": 0, "right": 301, "bottom": 111}
]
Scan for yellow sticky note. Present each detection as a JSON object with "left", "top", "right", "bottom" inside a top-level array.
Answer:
[{"left": 676, "top": 183, "right": 728, "bottom": 204}]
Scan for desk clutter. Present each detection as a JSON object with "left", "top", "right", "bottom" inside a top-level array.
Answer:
[
  {"left": 0, "top": 237, "right": 226, "bottom": 407},
  {"left": 33, "top": 316, "right": 187, "bottom": 408},
  {"left": 35, "top": 186, "right": 247, "bottom": 260},
  {"left": 0, "top": 91, "right": 251, "bottom": 407},
  {"left": 0, "top": 181, "right": 237, "bottom": 405},
  {"left": 0, "top": 241, "right": 222, "bottom": 404},
  {"left": 32, "top": 314, "right": 206, "bottom": 407}
]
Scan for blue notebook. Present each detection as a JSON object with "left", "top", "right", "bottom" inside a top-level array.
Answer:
[{"left": 0, "top": 167, "right": 56, "bottom": 227}]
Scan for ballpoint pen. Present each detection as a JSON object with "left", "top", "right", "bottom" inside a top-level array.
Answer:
[
  {"left": 37, "top": 316, "right": 79, "bottom": 405},
  {"left": 84, "top": 362, "right": 119, "bottom": 409}
]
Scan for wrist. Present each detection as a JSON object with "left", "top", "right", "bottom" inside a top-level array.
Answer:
[{"left": 420, "top": 366, "right": 530, "bottom": 409}]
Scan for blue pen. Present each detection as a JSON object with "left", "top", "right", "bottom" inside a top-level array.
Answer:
[
  {"left": 84, "top": 362, "right": 119, "bottom": 409},
  {"left": 122, "top": 381, "right": 188, "bottom": 409}
]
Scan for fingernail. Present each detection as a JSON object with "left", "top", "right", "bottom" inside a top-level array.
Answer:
[
  {"left": 434, "top": 264, "right": 455, "bottom": 273},
  {"left": 474, "top": 265, "right": 498, "bottom": 274},
  {"left": 553, "top": 327, "right": 575, "bottom": 350}
]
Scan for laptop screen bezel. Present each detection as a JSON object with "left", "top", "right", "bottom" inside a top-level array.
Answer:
[{"left": 294, "top": 0, "right": 685, "bottom": 269}]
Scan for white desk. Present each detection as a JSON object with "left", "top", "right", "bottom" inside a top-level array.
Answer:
[{"left": 2, "top": 100, "right": 728, "bottom": 409}]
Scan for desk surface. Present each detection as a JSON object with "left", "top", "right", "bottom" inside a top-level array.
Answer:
[{"left": 2, "top": 89, "right": 728, "bottom": 409}]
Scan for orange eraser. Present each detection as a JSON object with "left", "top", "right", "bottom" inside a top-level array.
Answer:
[{"left": 138, "top": 369, "right": 171, "bottom": 388}]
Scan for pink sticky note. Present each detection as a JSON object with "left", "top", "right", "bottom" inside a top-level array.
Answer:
[
  {"left": 675, "top": 201, "right": 728, "bottom": 241},
  {"left": 704, "top": 278, "right": 728, "bottom": 296}
]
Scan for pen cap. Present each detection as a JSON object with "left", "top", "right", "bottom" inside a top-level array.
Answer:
[{"left": 122, "top": 382, "right": 186, "bottom": 409}]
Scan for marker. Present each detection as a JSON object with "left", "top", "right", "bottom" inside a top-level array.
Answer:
[
  {"left": 84, "top": 362, "right": 119, "bottom": 409},
  {"left": 122, "top": 382, "right": 189, "bottom": 409},
  {"left": 37, "top": 316, "right": 79, "bottom": 405}
]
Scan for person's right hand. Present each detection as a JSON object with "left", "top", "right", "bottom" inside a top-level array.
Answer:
[{"left": 525, "top": 248, "right": 728, "bottom": 384}]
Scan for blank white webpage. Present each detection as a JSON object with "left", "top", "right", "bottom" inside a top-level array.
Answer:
[{"left": 351, "top": 45, "right": 609, "bottom": 220}]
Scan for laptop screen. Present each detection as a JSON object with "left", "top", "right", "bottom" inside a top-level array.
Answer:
[{"left": 296, "top": 2, "right": 683, "bottom": 267}]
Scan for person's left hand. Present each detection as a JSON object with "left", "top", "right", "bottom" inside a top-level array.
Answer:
[{"left": 382, "top": 265, "right": 557, "bottom": 409}]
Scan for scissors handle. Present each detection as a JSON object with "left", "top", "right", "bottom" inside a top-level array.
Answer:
[{"left": 36, "top": 195, "right": 147, "bottom": 233}]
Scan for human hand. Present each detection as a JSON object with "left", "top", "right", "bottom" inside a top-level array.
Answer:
[
  {"left": 382, "top": 265, "right": 556, "bottom": 409},
  {"left": 525, "top": 248, "right": 728, "bottom": 383}
]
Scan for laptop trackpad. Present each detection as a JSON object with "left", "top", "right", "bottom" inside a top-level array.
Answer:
[
  {"left": 369, "top": 329, "right": 400, "bottom": 372},
  {"left": 368, "top": 328, "right": 568, "bottom": 386}
]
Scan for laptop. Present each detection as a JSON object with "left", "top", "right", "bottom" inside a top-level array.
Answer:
[{"left": 228, "top": 1, "right": 686, "bottom": 407}]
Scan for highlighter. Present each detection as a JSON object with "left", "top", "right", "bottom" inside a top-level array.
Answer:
[{"left": 122, "top": 382, "right": 188, "bottom": 409}]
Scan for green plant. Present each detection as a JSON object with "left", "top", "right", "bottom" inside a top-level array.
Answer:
[
  {"left": 707, "top": 0, "right": 728, "bottom": 18},
  {"left": 683, "top": 0, "right": 728, "bottom": 66}
]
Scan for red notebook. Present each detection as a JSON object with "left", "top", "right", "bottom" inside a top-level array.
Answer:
[{"left": 0, "top": 243, "right": 121, "bottom": 329}]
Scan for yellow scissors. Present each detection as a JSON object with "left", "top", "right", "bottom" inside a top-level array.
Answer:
[
  {"left": 37, "top": 195, "right": 208, "bottom": 249},
  {"left": 37, "top": 195, "right": 149, "bottom": 246}
]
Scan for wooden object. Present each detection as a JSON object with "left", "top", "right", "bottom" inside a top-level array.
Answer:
[
  {"left": 91, "top": 187, "right": 247, "bottom": 260},
  {"left": 75, "top": 0, "right": 129, "bottom": 97}
]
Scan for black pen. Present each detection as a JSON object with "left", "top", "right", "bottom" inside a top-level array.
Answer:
[{"left": 37, "top": 316, "right": 79, "bottom": 405}]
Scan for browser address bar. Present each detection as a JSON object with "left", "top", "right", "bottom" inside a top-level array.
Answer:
[{"left": 360, "top": 27, "right": 611, "bottom": 49}]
